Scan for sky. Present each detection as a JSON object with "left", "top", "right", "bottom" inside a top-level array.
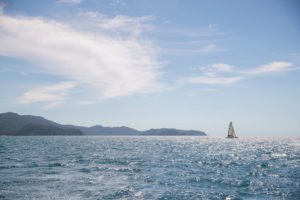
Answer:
[{"left": 0, "top": 0, "right": 299, "bottom": 136}]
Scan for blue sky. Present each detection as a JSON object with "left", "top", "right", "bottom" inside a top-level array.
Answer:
[{"left": 0, "top": 0, "right": 299, "bottom": 136}]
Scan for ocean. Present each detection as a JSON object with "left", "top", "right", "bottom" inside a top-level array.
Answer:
[{"left": 0, "top": 136, "right": 299, "bottom": 199}]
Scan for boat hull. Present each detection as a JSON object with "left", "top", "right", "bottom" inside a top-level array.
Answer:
[{"left": 226, "top": 135, "right": 238, "bottom": 138}]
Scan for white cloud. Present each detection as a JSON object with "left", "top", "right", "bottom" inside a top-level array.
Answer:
[
  {"left": 81, "top": 11, "right": 98, "bottom": 18},
  {"left": 211, "top": 63, "right": 233, "bottom": 72},
  {"left": 203, "top": 72, "right": 216, "bottom": 77},
  {"left": 41, "top": 101, "right": 63, "bottom": 111},
  {"left": 189, "top": 63, "right": 234, "bottom": 73},
  {"left": 184, "top": 61, "right": 297, "bottom": 86},
  {"left": 161, "top": 24, "right": 230, "bottom": 38},
  {"left": 98, "top": 15, "right": 155, "bottom": 36},
  {"left": 242, "top": 61, "right": 293, "bottom": 75},
  {"left": 59, "top": 0, "right": 82, "bottom": 3},
  {"left": 201, "top": 44, "right": 218, "bottom": 53},
  {"left": 164, "top": 44, "right": 225, "bottom": 55},
  {"left": 19, "top": 82, "right": 76, "bottom": 110},
  {"left": 159, "top": 24, "right": 229, "bottom": 55},
  {"left": 0, "top": 10, "right": 163, "bottom": 102},
  {"left": 186, "top": 76, "right": 246, "bottom": 85},
  {"left": 196, "top": 62, "right": 293, "bottom": 75}
]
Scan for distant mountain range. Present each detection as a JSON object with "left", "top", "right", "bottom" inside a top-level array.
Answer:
[{"left": 0, "top": 112, "right": 206, "bottom": 136}]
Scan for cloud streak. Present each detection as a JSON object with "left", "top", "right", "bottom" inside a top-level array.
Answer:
[
  {"left": 159, "top": 24, "right": 229, "bottom": 55},
  {"left": 98, "top": 15, "right": 155, "bottom": 36},
  {"left": 163, "top": 44, "right": 226, "bottom": 55},
  {"left": 185, "top": 61, "right": 297, "bottom": 86},
  {"left": 0, "top": 9, "right": 164, "bottom": 106},
  {"left": 59, "top": 0, "right": 82, "bottom": 3},
  {"left": 241, "top": 62, "right": 294, "bottom": 75},
  {"left": 18, "top": 82, "right": 76, "bottom": 110},
  {"left": 160, "top": 24, "right": 230, "bottom": 38},
  {"left": 186, "top": 76, "right": 246, "bottom": 85}
]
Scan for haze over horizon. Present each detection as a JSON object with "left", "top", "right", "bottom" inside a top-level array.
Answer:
[{"left": 0, "top": 0, "right": 299, "bottom": 136}]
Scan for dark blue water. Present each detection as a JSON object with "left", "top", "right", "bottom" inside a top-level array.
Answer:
[{"left": 0, "top": 136, "right": 299, "bottom": 200}]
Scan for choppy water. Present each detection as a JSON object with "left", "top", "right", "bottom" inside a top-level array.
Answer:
[{"left": 0, "top": 136, "right": 299, "bottom": 200}]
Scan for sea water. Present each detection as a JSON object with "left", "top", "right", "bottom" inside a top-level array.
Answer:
[{"left": 0, "top": 136, "right": 299, "bottom": 200}]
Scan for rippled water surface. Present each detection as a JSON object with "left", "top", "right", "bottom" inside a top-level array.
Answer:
[{"left": 0, "top": 136, "right": 299, "bottom": 199}]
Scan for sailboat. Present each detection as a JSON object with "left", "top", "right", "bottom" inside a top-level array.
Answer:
[{"left": 227, "top": 121, "right": 237, "bottom": 138}]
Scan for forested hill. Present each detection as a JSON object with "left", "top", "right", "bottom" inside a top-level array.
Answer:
[{"left": 0, "top": 112, "right": 206, "bottom": 136}]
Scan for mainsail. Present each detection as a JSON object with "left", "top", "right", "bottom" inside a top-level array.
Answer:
[{"left": 227, "top": 121, "right": 237, "bottom": 138}]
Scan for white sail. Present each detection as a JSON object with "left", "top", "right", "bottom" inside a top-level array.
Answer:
[{"left": 227, "top": 122, "right": 237, "bottom": 138}]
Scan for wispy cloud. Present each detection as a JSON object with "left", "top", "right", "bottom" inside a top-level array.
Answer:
[
  {"left": 0, "top": 8, "right": 164, "bottom": 106},
  {"left": 241, "top": 62, "right": 294, "bottom": 75},
  {"left": 186, "top": 76, "right": 246, "bottom": 85},
  {"left": 163, "top": 44, "right": 226, "bottom": 55},
  {"left": 189, "top": 63, "right": 234, "bottom": 74},
  {"left": 184, "top": 61, "right": 297, "bottom": 86},
  {"left": 59, "top": 0, "right": 82, "bottom": 3},
  {"left": 19, "top": 82, "right": 76, "bottom": 110},
  {"left": 160, "top": 25, "right": 229, "bottom": 55},
  {"left": 77, "top": 11, "right": 155, "bottom": 37},
  {"left": 80, "top": 11, "right": 98, "bottom": 18},
  {"left": 200, "top": 44, "right": 225, "bottom": 54},
  {"left": 161, "top": 39, "right": 231, "bottom": 46},
  {"left": 98, "top": 15, "right": 155, "bottom": 36},
  {"left": 160, "top": 24, "right": 230, "bottom": 38},
  {"left": 210, "top": 63, "right": 234, "bottom": 72},
  {"left": 41, "top": 101, "right": 64, "bottom": 111}
]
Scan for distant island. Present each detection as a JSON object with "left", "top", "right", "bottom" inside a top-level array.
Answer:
[{"left": 0, "top": 112, "right": 206, "bottom": 136}]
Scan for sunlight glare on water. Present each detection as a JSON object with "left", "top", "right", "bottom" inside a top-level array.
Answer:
[{"left": 0, "top": 136, "right": 299, "bottom": 199}]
